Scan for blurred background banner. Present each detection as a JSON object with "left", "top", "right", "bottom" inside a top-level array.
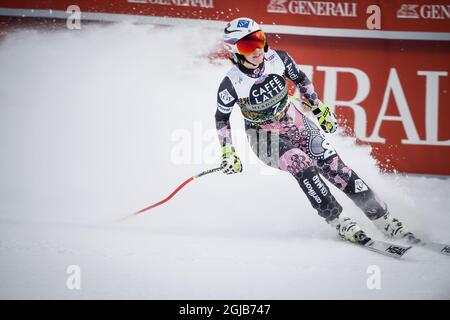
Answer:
[
  {"left": 1, "top": 0, "right": 450, "bottom": 33},
  {"left": 0, "top": 0, "right": 449, "bottom": 175}
]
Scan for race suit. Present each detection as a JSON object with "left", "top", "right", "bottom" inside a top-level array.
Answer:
[{"left": 215, "top": 49, "right": 387, "bottom": 222}]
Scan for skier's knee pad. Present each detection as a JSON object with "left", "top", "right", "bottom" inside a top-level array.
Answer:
[
  {"left": 344, "top": 172, "right": 370, "bottom": 196},
  {"left": 344, "top": 174, "right": 387, "bottom": 220}
]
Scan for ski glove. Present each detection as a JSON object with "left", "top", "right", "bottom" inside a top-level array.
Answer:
[
  {"left": 220, "top": 145, "right": 243, "bottom": 175},
  {"left": 305, "top": 101, "right": 338, "bottom": 134}
]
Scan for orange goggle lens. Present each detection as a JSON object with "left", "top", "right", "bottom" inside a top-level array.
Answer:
[{"left": 236, "top": 31, "right": 266, "bottom": 55}]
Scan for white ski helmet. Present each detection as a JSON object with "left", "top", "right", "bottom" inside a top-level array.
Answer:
[{"left": 223, "top": 17, "right": 268, "bottom": 64}]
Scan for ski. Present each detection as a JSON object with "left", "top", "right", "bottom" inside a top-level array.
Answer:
[
  {"left": 353, "top": 233, "right": 412, "bottom": 259},
  {"left": 405, "top": 234, "right": 450, "bottom": 256}
]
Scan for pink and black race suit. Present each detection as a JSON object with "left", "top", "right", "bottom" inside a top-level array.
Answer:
[{"left": 215, "top": 49, "right": 387, "bottom": 222}]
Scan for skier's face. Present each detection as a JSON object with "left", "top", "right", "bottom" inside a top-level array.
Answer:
[{"left": 243, "top": 47, "right": 264, "bottom": 68}]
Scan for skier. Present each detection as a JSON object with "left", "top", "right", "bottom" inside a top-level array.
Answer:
[{"left": 215, "top": 17, "right": 412, "bottom": 243}]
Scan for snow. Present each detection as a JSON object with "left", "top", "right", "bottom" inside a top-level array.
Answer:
[{"left": 0, "top": 22, "right": 449, "bottom": 299}]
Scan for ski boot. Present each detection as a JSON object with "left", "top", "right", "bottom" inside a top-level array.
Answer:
[
  {"left": 373, "top": 212, "right": 414, "bottom": 241},
  {"left": 329, "top": 215, "right": 368, "bottom": 244}
]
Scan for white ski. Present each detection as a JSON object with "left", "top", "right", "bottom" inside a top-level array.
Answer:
[
  {"left": 361, "top": 238, "right": 412, "bottom": 259},
  {"left": 405, "top": 234, "right": 450, "bottom": 256},
  {"left": 423, "top": 242, "right": 450, "bottom": 256},
  {"left": 348, "top": 232, "right": 412, "bottom": 259}
]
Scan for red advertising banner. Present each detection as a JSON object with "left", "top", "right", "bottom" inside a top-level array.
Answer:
[
  {"left": 268, "top": 34, "right": 449, "bottom": 175},
  {"left": 0, "top": 0, "right": 449, "bottom": 33}
]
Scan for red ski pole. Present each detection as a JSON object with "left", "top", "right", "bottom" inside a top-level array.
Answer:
[{"left": 121, "top": 167, "right": 222, "bottom": 220}]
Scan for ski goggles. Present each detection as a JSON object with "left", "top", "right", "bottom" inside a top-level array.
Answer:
[{"left": 236, "top": 31, "right": 266, "bottom": 55}]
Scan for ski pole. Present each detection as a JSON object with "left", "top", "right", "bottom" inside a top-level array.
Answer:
[{"left": 123, "top": 166, "right": 222, "bottom": 220}]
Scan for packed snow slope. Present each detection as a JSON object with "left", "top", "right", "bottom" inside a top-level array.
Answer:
[{"left": 0, "top": 22, "right": 449, "bottom": 299}]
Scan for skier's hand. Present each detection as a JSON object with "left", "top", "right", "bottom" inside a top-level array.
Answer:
[
  {"left": 305, "top": 101, "right": 338, "bottom": 134},
  {"left": 220, "top": 145, "right": 243, "bottom": 175}
]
